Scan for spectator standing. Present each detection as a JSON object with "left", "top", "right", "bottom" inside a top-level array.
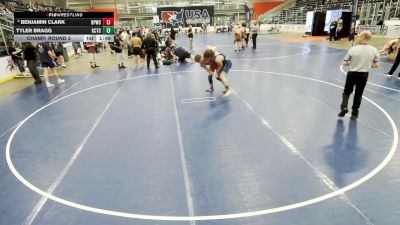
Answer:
[
  {"left": 36, "top": 42, "right": 64, "bottom": 88},
  {"left": 85, "top": 42, "right": 99, "bottom": 68},
  {"left": 244, "top": 25, "right": 250, "bottom": 47},
  {"left": 130, "top": 33, "right": 143, "bottom": 65},
  {"left": 54, "top": 42, "right": 66, "bottom": 68},
  {"left": 329, "top": 20, "right": 338, "bottom": 42},
  {"left": 110, "top": 36, "right": 126, "bottom": 69},
  {"left": 72, "top": 42, "right": 83, "bottom": 58},
  {"left": 335, "top": 18, "right": 343, "bottom": 41},
  {"left": 170, "top": 27, "right": 176, "bottom": 46},
  {"left": 9, "top": 41, "right": 27, "bottom": 75},
  {"left": 251, "top": 27, "right": 258, "bottom": 49},
  {"left": 23, "top": 42, "right": 42, "bottom": 84},
  {"left": 234, "top": 25, "right": 242, "bottom": 51},
  {"left": 141, "top": 33, "right": 159, "bottom": 69},
  {"left": 188, "top": 25, "right": 194, "bottom": 50}
]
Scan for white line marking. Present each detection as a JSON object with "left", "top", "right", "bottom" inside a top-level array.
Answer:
[
  {"left": 291, "top": 82, "right": 392, "bottom": 137},
  {"left": 191, "top": 42, "right": 283, "bottom": 51},
  {"left": 0, "top": 124, "right": 20, "bottom": 140},
  {"left": 230, "top": 47, "right": 311, "bottom": 61},
  {"left": 340, "top": 65, "right": 400, "bottom": 93},
  {"left": 22, "top": 73, "right": 126, "bottom": 225},
  {"left": 358, "top": 84, "right": 400, "bottom": 103},
  {"left": 5, "top": 70, "right": 398, "bottom": 221},
  {"left": 182, "top": 97, "right": 215, "bottom": 101},
  {"left": 169, "top": 74, "right": 196, "bottom": 225},
  {"left": 23, "top": 88, "right": 122, "bottom": 225},
  {"left": 328, "top": 78, "right": 400, "bottom": 136},
  {"left": 339, "top": 65, "right": 346, "bottom": 74},
  {"left": 181, "top": 99, "right": 216, "bottom": 104},
  {"left": 232, "top": 89, "right": 375, "bottom": 225},
  {"left": 181, "top": 97, "right": 216, "bottom": 104},
  {"left": 51, "top": 74, "right": 91, "bottom": 102},
  {"left": 190, "top": 43, "right": 311, "bottom": 61},
  {"left": 0, "top": 74, "right": 90, "bottom": 139}
]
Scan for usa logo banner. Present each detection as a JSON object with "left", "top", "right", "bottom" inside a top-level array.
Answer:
[
  {"left": 157, "top": 6, "right": 214, "bottom": 27},
  {"left": 160, "top": 9, "right": 185, "bottom": 26}
]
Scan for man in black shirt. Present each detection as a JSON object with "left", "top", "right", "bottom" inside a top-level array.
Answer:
[
  {"left": 110, "top": 36, "right": 126, "bottom": 69},
  {"left": 8, "top": 41, "right": 27, "bottom": 75},
  {"left": 174, "top": 47, "right": 191, "bottom": 63},
  {"left": 23, "top": 42, "right": 42, "bottom": 84},
  {"left": 188, "top": 25, "right": 193, "bottom": 50},
  {"left": 251, "top": 27, "right": 258, "bottom": 49},
  {"left": 329, "top": 20, "right": 337, "bottom": 42},
  {"left": 36, "top": 42, "right": 64, "bottom": 88},
  {"left": 54, "top": 42, "right": 66, "bottom": 68},
  {"left": 202, "top": 24, "right": 207, "bottom": 34},
  {"left": 141, "top": 33, "right": 159, "bottom": 69},
  {"left": 170, "top": 27, "right": 176, "bottom": 46}
]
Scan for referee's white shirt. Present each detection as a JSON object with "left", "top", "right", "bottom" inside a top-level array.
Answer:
[{"left": 344, "top": 44, "right": 380, "bottom": 72}]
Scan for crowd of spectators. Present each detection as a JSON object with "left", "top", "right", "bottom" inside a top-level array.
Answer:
[
  {"left": 0, "top": 0, "right": 74, "bottom": 15},
  {"left": 270, "top": 0, "right": 387, "bottom": 24},
  {"left": 0, "top": 0, "right": 75, "bottom": 57},
  {"left": 0, "top": 3, "right": 13, "bottom": 15}
]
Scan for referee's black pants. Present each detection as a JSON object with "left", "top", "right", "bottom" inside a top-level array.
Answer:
[
  {"left": 27, "top": 60, "right": 41, "bottom": 82},
  {"left": 252, "top": 33, "right": 257, "bottom": 48},
  {"left": 329, "top": 30, "right": 335, "bottom": 41},
  {"left": 341, "top": 71, "right": 368, "bottom": 112},
  {"left": 388, "top": 52, "right": 400, "bottom": 76},
  {"left": 146, "top": 50, "right": 158, "bottom": 68}
]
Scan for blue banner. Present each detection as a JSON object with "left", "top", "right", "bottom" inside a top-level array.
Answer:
[{"left": 244, "top": 5, "right": 251, "bottom": 23}]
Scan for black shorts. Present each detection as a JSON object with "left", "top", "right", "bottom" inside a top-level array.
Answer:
[
  {"left": 55, "top": 52, "right": 62, "bottom": 57},
  {"left": 222, "top": 59, "right": 232, "bottom": 74},
  {"left": 133, "top": 47, "right": 141, "bottom": 56},
  {"left": 41, "top": 61, "right": 56, "bottom": 69}
]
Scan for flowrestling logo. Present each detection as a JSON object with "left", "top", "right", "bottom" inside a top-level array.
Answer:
[{"left": 158, "top": 6, "right": 213, "bottom": 26}]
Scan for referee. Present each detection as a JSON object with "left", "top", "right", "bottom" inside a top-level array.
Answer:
[
  {"left": 141, "top": 33, "right": 159, "bottom": 69},
  {"left": 338, "top": 31, "right": 380, "bottom": 120}
]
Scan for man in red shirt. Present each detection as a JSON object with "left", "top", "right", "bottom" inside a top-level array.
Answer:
[
  {"left": 195, "top": 54, "right": 217, "bottom": 92},
  {"left": 194, "top": 47, "right": 232, "bottom": 96}
]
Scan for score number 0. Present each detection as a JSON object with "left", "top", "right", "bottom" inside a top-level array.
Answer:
[
  {"left": 103, "top": 18, "right": 114, "bottom": 26},
  {"left": 102, "top": 18, "right": 115, "bottom": 35}
]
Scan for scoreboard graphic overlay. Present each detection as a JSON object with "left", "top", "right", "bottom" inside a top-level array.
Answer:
[{"left": 14, "top": 12, "right": 115, "bottom": 42}]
